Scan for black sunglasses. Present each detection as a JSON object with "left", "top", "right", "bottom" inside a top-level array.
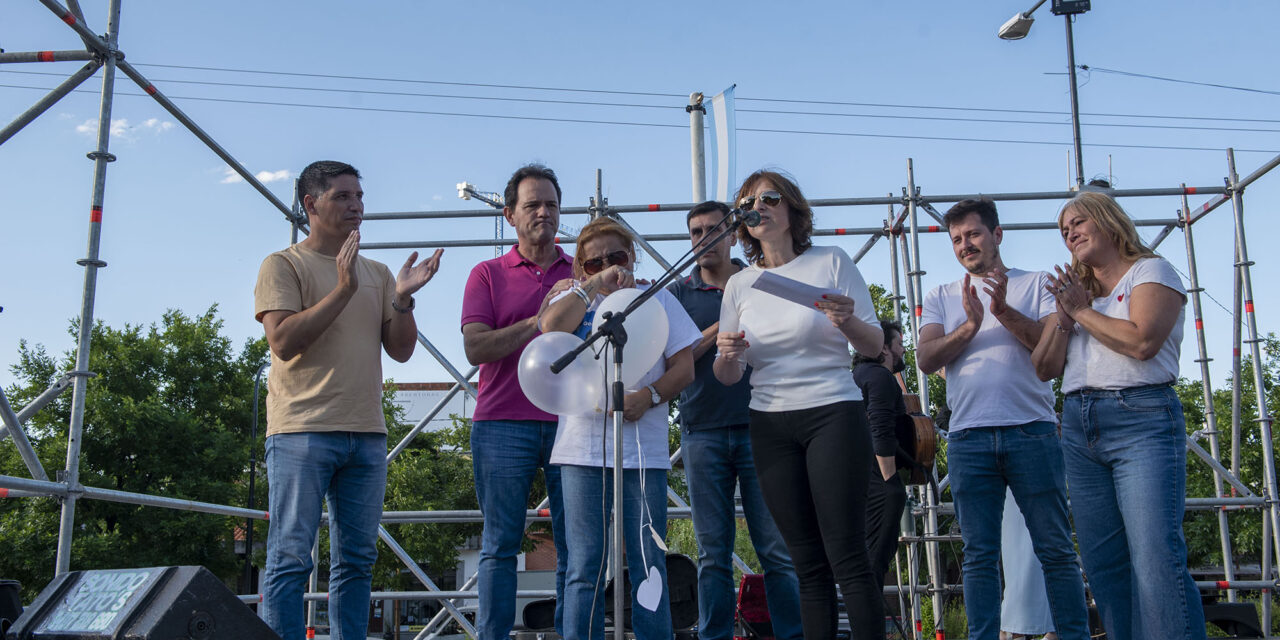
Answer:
[
  {"left": 738, "top": 190, "right": 783, "bottom": 212},
  {"left": 582, "top": 250, "right": 630, "bottom": 276}
]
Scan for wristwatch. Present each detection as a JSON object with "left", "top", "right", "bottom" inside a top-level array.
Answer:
[{"left": 645, "top": 384, "right": 662, "bottom": 406}]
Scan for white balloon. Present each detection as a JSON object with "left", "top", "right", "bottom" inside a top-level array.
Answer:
[
  {"left": 592, "top": 288, "right": 669, "bottom": 388},
  {"left": 518, "top": 332, "right": 606, "bottom": 416}
]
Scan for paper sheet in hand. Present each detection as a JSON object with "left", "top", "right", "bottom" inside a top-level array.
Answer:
[{"left": 750, "top": 271, "right": 838, "bottom": 309}]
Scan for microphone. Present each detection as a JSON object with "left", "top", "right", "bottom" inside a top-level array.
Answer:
[{"left": 733, "top": 208, "right": 761, "bottom": 228}]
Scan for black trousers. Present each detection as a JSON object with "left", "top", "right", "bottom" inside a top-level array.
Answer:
[
  {"left": 865, "top": 471, "right": 908, "bottom": 591},
  {"left": 749, "top": 401, "right": 886, "bottom": 640}
]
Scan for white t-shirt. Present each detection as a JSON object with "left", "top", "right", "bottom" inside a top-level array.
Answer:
[
  {"left": 920, "top": 268, "right": 1056, "bottom": 432},
  {"left": 1061, "top": 257, "right": 1186, "bottom": 393},
  {"left": 718, "top": 245, "right": 879, "bottom": 411},
  {"left": 551, "top": 285, "right": 701, "bottom": 469}
]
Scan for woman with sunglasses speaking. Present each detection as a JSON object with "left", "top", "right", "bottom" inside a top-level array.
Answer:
[
  {"left": 714, "top": 170, "right": 886, "bottom": 640},
  {"left": 539, "top": 216, "right": 701, "bottom": 640}
]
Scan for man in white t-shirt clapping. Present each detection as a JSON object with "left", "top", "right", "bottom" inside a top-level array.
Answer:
[{"left": 916, "top": 198, "right": 1089, "bottom": 640}]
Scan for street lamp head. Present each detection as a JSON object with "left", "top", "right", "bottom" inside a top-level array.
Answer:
[{"left": 997, "top": 11, "right": 1035, "bottom": 40}]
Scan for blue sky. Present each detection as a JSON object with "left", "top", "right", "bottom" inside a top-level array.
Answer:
[{"left": 3, "top": 1, "right": 1278, "bottom": 394}]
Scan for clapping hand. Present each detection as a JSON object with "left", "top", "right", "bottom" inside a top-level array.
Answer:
[
  {"left": 1046, "top": 263, "right": 1090, "bottom": 318},
  {"left": 981, "top": 268, "right": 1010, "bottom": 317},
  {"left": 396, "top": 248, "right": 445, "bottom": 298}
]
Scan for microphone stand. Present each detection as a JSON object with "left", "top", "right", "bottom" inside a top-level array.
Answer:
[{"left": 549, "top": 208, "right": 752, "bottom": 640}]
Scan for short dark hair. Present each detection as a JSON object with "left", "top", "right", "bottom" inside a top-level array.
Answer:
[
  {"left": 852, "top": 319, "right": 904, "bottom": 366},
  {"left": 686, "top": 200, "right": 731, "bottom": 225},
  {"left": 943, "top": 198, "right": 999, "bottom": 232},
  {"left": 297, "top": 161, "right": 360, "bottom": 208},
  {"left": 734, "top": 169, "right": 814, "bottom": 266},
  {"left": 504, "top": 164, "right": 562, "bottom": 210}
]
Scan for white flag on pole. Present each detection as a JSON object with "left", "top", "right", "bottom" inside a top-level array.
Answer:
[{"left": 706, "top": 85, "right": 737, "bottom": 204}]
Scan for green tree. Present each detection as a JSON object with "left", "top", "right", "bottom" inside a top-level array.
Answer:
[
  {"left": 371, "top": 411, "right": 482, "bottom": 590},
  {"left": 0, "top": 307, "right": 268, "bottom": 600},
  {"left": 1178, "top": 333, "right": 1280, "bottom": 568}
]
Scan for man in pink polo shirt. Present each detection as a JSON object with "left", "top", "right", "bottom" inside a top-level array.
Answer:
[{"left": 461, "top": 164, "right": 574, "bottom": 640}]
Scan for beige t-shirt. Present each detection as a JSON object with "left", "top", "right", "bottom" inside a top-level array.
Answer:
[{"left": 254, "top": 243, "right": 395, "bottom": 437}]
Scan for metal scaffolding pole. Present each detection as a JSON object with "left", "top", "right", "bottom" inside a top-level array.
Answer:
[
  {"left": 1227, "top": 150, "right": 1280, "bottom": 585},
  {"left": 52, "top": 0, "right": 121, "bottom": 576},
  {"left": 1181, "top": 189, "right": 1237, "bottom": 601},
  {"left": 0, "top": 59, "right": 101, "bottom": 146},
  {"left": 904, "top": 159, "right": 946, "bottom": 638},
  {"left": 0, "top": 387, "right": 49, "bottom": 481}
]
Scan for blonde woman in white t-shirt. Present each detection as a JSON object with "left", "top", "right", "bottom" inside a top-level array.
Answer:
[
  {"left": 714, "top": 170, "right": 885, "bottom": 640},
  {"left": 1032, "top": 191, "right": 1206, "bottom": 640}
]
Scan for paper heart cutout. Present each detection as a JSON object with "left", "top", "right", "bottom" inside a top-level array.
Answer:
[
  {"left": 635, "top": 565, "right": 663, "bottom": 612},
  {"left": 1117, "top": 294, "right": 1124, "bottom": 302}
]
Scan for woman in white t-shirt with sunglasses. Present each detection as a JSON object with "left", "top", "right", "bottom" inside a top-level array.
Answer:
[
  {"left": 714, "top": 169, "right": 885, "bottom": 640},
  {"left": 1032, "top": 191, "right": 1206, "bottom": 640}
]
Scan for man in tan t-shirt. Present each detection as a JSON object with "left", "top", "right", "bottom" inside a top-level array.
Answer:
[{"left": 254, "top": 160, "right": 443, "bottom": 640}]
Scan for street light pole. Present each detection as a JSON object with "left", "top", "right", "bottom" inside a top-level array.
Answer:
[
  {"left": 1063, "top": 14, "right": 1085, "bottom": 189},
  {"left": 999, "top": 0, "right": 1090, "bottom": 189}
]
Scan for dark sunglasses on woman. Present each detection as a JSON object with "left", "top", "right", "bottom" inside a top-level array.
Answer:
[
  {"left": 738, "top": 190, "right": 782, "bottom": 212},
  {"left": 582, "top": 250, "right": 630, "bottom": 276}
]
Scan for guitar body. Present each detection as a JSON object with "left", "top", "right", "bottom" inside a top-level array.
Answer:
[{"left": 894, "top": 374, "right": 938, "bottom": 485}]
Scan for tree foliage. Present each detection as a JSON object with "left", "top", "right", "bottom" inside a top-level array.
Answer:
[
  {"left": 1, "top": 307, "right": 268, "bottom": 600},
  {"left": 1178, "top": 333, "right": 1280, "bottom": 569}
]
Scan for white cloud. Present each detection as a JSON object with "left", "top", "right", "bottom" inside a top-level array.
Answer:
[
  {"left": 255, "top": 170, "right": 292, "bottom": 183},
  {"left": 75, "top": 118, "right": 130, "bottom": 140},
  {"left": 432, "top": 194, "right": 444, "bottom": 201},
  {"left": 220, "top": 168, "right": 292, "bottom": 185},
  {"left": 142, "top": 118, "right": 175, "bottom": 132}
]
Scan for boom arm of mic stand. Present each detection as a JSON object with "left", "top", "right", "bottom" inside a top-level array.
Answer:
[{"left": 548, "top": 209, "right": 746, "bottom": 374}]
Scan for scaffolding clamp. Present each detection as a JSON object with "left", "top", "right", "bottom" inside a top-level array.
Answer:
[
  {"left": 85, "top": 151, "right": 116, "bottom": 162},
  {"left": 75, "top": 258, "right": 106, "bottom": 268}
]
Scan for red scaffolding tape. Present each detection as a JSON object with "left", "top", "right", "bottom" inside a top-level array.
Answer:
[
  {"left": 1195, "top": 319, "right": 1204, "bottom": 330},
  {"left": 0, "top": 488, "right": 8, "bottom": 498},
  {"left": 915, "top": 305, "right": 923, "bottom": 317},
  {"left": 928, "top": 225, "right": 940, "bottom": 233},
  {"left": 38, "top": 51, "right": 55, "bottom": 62},
  {"left": 537, "top": 508, "right": 550, "bottom": 517},
  {"left": 90, "top": 206, "right": 102, "bottom": 223},
  {"left": 1185, "top": 186, "right": 1199, "bottom": 195},
  {"left": 937, "top": 631, "right": 946, "bottom": 640},
  {"left": 1217, "top": 580, "right": 1231, "bottom": 589},
  {"left": 1246, "top": 301, "right": 1255, "bottom": 313},
  {"left": 306, "top": 627, "right": 316, "bottom": 639},
  {"left": 835, "top": 228, "right": 847, "bottom": 235},
  {"left": 648, "top": 204, "right": 660, "bottom": 212},
  {"left": 62, "top": 12, "right": 76, "bottom": 26},
  {"left": 916, "top": 621, "right": 923, "bottom": 631},
  {"left": 144, "top": 84, "right": 158, "bottom": 96},
  {"left": 264, "top": 511, "right": 270, "bottom": 520}
]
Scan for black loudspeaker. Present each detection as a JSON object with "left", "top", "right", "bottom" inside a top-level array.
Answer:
[
  {"left": 1203, "top": 602, "right": 1264, "bottom": 639},
  {"left": 521, "top": 598, "right": 556, "bottom": 631},
  {"left": 0, "top": 580, "right": 22, "bottom": 635},
  {"left": 5, "top": 566, "right": 279, "bottom": 640},
  {"left": 604, "top": 553, "right": 698, "bottom": 631}
]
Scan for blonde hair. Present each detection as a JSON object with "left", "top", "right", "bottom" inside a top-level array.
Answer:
[
  {"left": 572, "top": 216, "right": 636, "bottom": 279},
  {"left": 1057, "top": 191, "right": 1155, "bottom": 297}
]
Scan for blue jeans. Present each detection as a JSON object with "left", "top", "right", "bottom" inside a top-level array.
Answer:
[
  {"left": 471, "top": 420, "right": 567, "bottom": 640},
  {"left": 946, "top": 421, "right": 1089, "bottom": 640},
  {"left": 261, "top": 432, "right": 387, "bottom": 640},
  {"left": 683, "top": 426, "right": 802, "bottom": 640},
  {"left": 561, "top": 465, "right": 672, "bottom": 640},
  {"left": 1061, "top": 385, "right": 1207, "bottom": 640}
]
